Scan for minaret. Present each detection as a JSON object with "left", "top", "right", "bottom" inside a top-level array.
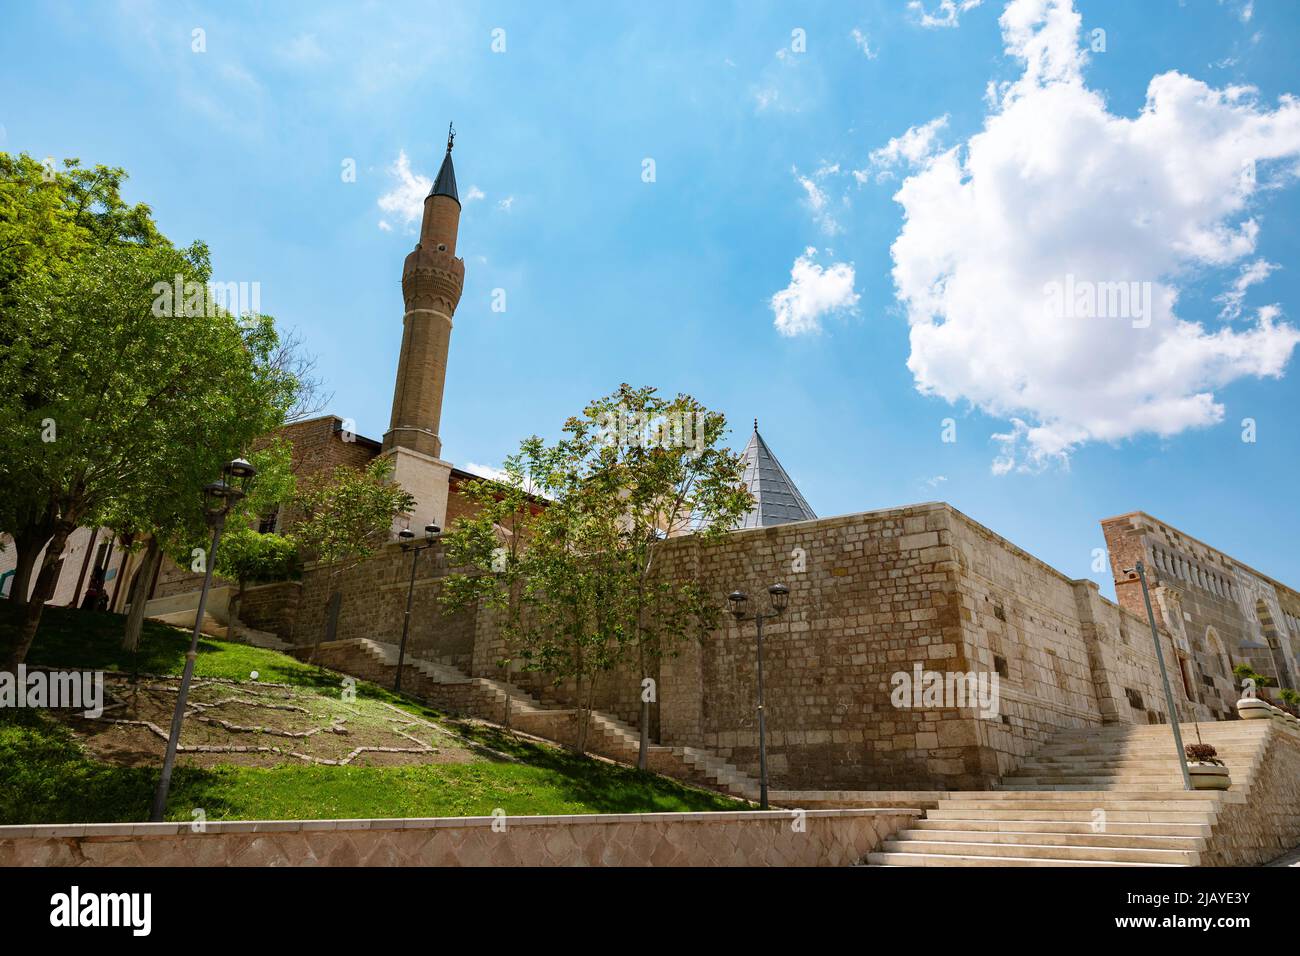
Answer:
[{"left": 382, "top": 123, "right": 463, "bottom": 531}]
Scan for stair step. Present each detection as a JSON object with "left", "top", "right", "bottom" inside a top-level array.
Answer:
[
  {"left": 866, "top": 851, "right": 1176, "bottom": 867},
  {"left": 880, "top": 839, "right": 1198, "bottom": 865},
  {"left": 897, "top": 828, "right": 1205, "bottom": 850},
  {"left": 926, "top": 808, "right": 1217, "bottom": 823},
  {"left": 910, "top": 818, "right": 1213, "bottom": 837}
]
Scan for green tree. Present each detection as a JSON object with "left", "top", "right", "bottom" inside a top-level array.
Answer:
[
  {"left": 0, "top": 154, "right": 171, "bottom": 604},
  {"left": 0, "top": 242, "right": 298, "bottom": 668},
  {"left": 442, "top": 385, "right": 751, "bottom": 758},
  {"left": 290, "top": 456, "right": 415, "bottom": 659}
]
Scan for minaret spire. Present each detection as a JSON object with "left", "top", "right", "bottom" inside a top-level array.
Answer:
[{"left": 382, "top": 123, "right": 465, "bottom": 532}]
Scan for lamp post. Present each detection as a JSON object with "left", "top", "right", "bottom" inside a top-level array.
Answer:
[
  {"left": 150, "top": 458, "right": 256, "bottom": 822},
  {"left": 1124, "top": 560, "right": 1192, "bottom": 791},
  {"left": 394, "top": 524, "right": 441, "bottom": 693},
  {"left": 728, "top": 582, "right": 790, "bottom": 810}
]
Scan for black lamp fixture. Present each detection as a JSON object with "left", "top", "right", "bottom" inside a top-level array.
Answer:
[{"left": 727, "top": 581, "right": 792, "bottom": 809}]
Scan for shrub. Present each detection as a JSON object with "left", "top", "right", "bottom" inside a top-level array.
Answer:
[{"left": 1185, "top": 742, "right": 1223, "bottom": 766}]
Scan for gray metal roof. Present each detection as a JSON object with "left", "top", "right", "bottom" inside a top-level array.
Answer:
[
  {"left": 736, "top": 424, "right": 817, "bottom": 529},
  {"left": 430, "top": 149, "right": 459, "bottom": 205}
]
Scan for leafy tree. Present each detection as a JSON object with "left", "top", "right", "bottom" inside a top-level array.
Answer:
[
  {"left": 291, "top": 456, "right": 415, "bottom": 658},
  {"left": 0, "top": 154, "right": 171, "bottom": 604},
  {"left": 442, "top": 385, "right": 751, "bottom": 759},
  {"left": 0, "top": 242, "right": 298, "bottom": 668}
]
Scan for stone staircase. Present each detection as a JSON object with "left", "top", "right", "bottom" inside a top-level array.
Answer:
[
  {"left": 868, "top": 721, "right": 1270, "bottom": 866},
  {"left": 299, "top": 637, "right": 760, "bottom": 801}
]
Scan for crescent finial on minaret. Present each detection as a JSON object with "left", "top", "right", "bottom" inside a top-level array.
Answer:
[{"left": 447, "top": 121, "right": 455, "bottom": 152}]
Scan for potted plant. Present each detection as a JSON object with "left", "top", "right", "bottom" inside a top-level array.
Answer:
[{"left": 1185, "top": 742, "right": 1231, "bottom": 790}]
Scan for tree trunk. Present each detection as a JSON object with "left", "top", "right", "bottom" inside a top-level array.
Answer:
[
  {"left": 638, "top": 694, "right": 651, "bottom": 771},
  {"left": 575, "top": 672, "right": 599, "bottom": 756},
  {"left": 122, "top": 538, "right": 162, "bottom": 651},
  {"left": 227, "top": 576, "right": 247, "bottom": 644},
  {"left": 4, "top": 523, "right": 72, "bottom": 669},
  {"left": 7, "top": 521, "right": 55, "bottom": 606}
]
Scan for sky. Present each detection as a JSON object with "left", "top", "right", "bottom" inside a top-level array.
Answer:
[{"left": 3, "top": 0, "right": 1299, "bottom": 598}]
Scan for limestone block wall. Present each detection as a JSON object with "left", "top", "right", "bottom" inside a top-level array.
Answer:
[
  {"left": 946, "top": 509, "right": 1198, "bottom": 779},
  {"left": 658, "top": 505, "right": 978, "bottom": 791},
  {"left": 0, "top": 809, "right": 921, "bottom": 868},
  {"left": 290, "top": 541, "right": 477, "bottom": 673},
  {"left": 1201, "top": 720, "right": 1300, "bottom": 866},
  {"left": 237, "top": 581, "right": 302, "bottom": 637},
  {"left": 241, "top": 501, "right": 1223, "bottom": 793},
  {"left": 1103, "top": 511, "right": 1300, "bottom": 714}
]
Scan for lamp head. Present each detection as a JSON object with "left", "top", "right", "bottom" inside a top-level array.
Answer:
[
  {"left": 424, "top": 524, "right": 441, "bottom": 541},
  {"left": 225, "top": 458, "right": 257, "bottom": 481},
  {"left": 768, "top": 582, "right": 790, "bottom": 613},
  {"left": 728, "top": 590, "right": 749, "bottom": 620}
]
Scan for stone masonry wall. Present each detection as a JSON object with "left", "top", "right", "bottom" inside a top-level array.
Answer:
[
  {"left": 1103, "top": 512, "right": 1299, "bottom": 718},
  {"left": 946, "top": 511, "right": 1194, "bottom": 781},
  {"left": 250, "top": 502, "right": 1207, "bottom": 792}
]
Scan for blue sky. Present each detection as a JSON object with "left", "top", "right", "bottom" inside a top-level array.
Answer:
[{"left": 3, "top": 0, "right": 1299, "bottom": 596}]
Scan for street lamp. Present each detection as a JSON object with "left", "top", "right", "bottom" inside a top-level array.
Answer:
[
  {"left": 728, "top": 582, "right": 791, "bottom": 810},
  {"left": 151, "top": 458, "right": 256, "bottom": 822},
  {"left": 394, "top": 524, "right": 441, "bottom": 693},
  {"left": 1123, "top": 561, "right": 1192, "bottom": 791}
]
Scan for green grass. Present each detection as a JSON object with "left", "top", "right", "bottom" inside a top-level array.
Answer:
[{"left": 0, "top": 605, "right": 746, "bottom": 823}]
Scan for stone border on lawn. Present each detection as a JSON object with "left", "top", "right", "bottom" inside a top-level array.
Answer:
[{"left": 0, "top": 808, "right": 921, "bottom": 867}]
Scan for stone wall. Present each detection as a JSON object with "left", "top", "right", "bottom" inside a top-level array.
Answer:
[
  {"left": 237, "top": 581, "right": 302, "bottom": 637},
  {"left": 0, "top": 808, "right": 920, "bottom": 867},
  {"left": 945, "top": 511, "right": 1194, "bottom": 781},
  {"left": 243, "top": 502, "right": 1226, "bottom": 792},
  {"left": 1103, "top": 512, "right": 1300, "bottom": 718},
  {"left": 1201, "top": 720, "right": 1300, "bottom": 866}
]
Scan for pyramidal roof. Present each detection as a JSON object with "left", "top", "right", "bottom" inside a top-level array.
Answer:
[
  {"left": 430, "top": 148, "right": 458, "bottom": 204},
  {"left": 737, "top": 423, "right": 817, "bottom": 529}
]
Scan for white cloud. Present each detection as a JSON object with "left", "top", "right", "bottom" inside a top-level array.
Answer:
[
  {"left": 376, "top": 150, "right": 430, "bottom": 231},
  {"left": 771, "top": 247, "right": 860, "bottom": 337},
  {"left": 793, "top": 163, "right": 843, "bottom": 234},
  {"left": 887, "top": 0, "right": 1300, "bottom": 473},
  {"left": 1217, "top": 258, "right": 1278, "bottom": 319},
  {"left": 465, "top": 185, "right": 486, "bottom": 203},
  {"left": 910, "top": 0, "right": 984, "bottom": 29},
  {"left": 280, "top": 33, "right": 326, "bottom": 65},
  {"left": 859, "top": 115, "right": 949, "bottom": 182},
  {"left": 463, "top": 462, "right": 549, "bottom": 498},
  {"left": 850, "top": 28, "right": 878, "bottom": 59},
  {"left": 377, "top": 220, "right": 392, "bottom": 232},
  {"left": 497, "top": 195, "right": 515, "bottom": 211}
]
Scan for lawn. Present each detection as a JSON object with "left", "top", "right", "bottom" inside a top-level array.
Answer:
[{"left": 0, "top": 605, "right": 746, "bottom": 823}]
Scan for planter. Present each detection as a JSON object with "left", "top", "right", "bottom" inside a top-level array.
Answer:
[
  {"left": 1238, "top": 698, "right": 1273, "bottom": 720},
  {"left": 1188, "top": 763, "right": 1231, "bottom": 790}
]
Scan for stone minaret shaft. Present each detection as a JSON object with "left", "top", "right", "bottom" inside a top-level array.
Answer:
[{"left": 383, "top": 128, "right": 464, "bottom": 459}]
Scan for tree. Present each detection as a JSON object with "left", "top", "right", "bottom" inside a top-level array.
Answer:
[
  {"left": 0, "top": 242, "right": 299, "bottom": 668},
  {"left": 0, "top": 154, "right": 171, "bottom": 605},
  {"left": 441, "top": 385, "right": 751, "bottom": 759},
  {"left": 290, "top": 456, "right": 415, "bottom": 659}
]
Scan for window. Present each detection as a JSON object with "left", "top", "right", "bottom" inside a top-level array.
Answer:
[{"left": 257, "top": 508, "right": 280, "bottom": 534}]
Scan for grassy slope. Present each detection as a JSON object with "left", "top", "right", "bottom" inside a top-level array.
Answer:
[{"left": 0, "top": 605, "right": 744, "bottom": 823}]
